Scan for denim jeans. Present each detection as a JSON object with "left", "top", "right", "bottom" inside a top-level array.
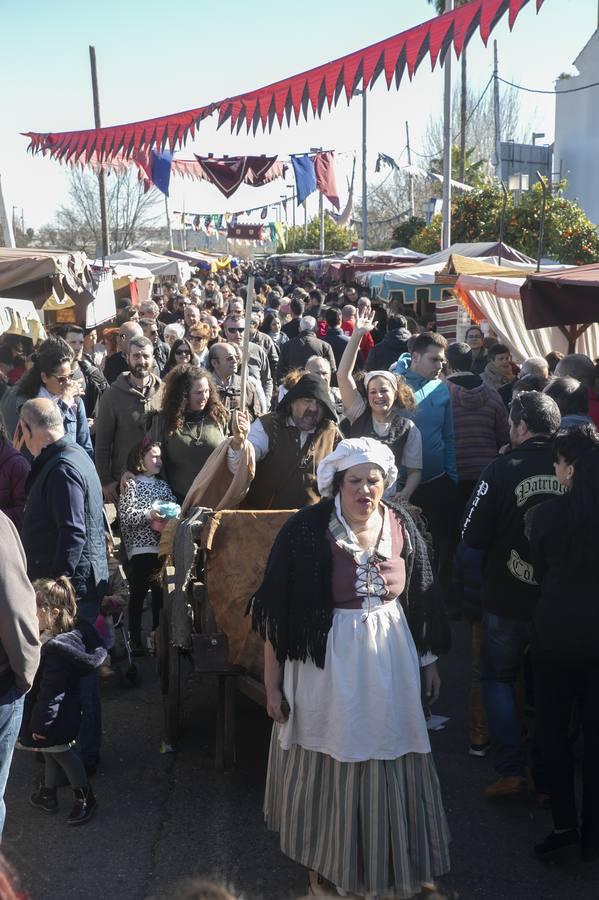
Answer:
[
  {"left": 481, "top": 611, "right": 530, "bottom": 778},
  {"left": 0, "top": 688, "right": 25, "bottom": 836}
]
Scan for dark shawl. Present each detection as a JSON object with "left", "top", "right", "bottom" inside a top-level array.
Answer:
[{"left": 249, "top": 497, "right": 450, "bottom": 668}]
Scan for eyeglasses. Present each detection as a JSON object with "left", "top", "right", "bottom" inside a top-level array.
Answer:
[
  {"left": 226, "top": 327, "right": 244, "bottom": 333},
  {"left": 217, "top": 355, "right": 237, "bottom": 363},
  {"left": 175, "top": 349, "right": 191, "bottom": 356},
  {"left": 51, "top": 373, "right": 73, "bottom": 384},
  {"left": 189, "top": 335, "right": 205, "bottom": 343}
]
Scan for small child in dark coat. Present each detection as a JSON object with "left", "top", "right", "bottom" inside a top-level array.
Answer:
[{"left": 19, "top": 576, "right": 106, "bottom": 825}]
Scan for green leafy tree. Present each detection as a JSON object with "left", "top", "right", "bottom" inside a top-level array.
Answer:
[
  {"left": 410, "top": 214, "right": 442, "bottom": 255},
  {"left": 391, "top": 216, "right": 427, "bottom": 247},
  {"left": 282, "top": 216, "right": 354, "bottom": 253},
  {"left": 407, "top": 180, "right": 599, "bottom": 264}
]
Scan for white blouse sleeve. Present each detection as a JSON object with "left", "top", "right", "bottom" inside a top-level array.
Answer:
[{"left": 402, "top": 421, "right": 423, "bottom": 469}]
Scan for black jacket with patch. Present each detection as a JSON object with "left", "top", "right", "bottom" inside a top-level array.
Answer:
[{"left": 461, "top": 436, "right": 565, "bottom": 622}]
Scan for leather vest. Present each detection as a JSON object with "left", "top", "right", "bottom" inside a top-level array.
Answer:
[
  {"left": 244, "top": 414, "right": 338, "bottom": 509},
  {"left": 349, "top": 407, "right": 412, "bottom": 470}
]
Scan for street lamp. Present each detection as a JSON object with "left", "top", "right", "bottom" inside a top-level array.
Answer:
[
  {"left": 532, "top": 132, "right": 546, "bottom": 146},
  {"left": 285, "top": 184, "right": 296, "bottom": 230}
]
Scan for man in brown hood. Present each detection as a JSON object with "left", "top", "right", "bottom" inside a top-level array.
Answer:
[{"left": 228, "top": 373, "right": 341, "bottom": 509}]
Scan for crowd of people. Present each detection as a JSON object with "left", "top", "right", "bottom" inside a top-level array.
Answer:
[{"left": 0, "top": 260, "right": 597, "bottom": 897}]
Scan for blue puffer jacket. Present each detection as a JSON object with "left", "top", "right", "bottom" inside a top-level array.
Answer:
[
  {"left": 403, "top": 370, "right": 457, "bottom": 484},
  {"left": 19, "top": 618, "right": 106, "bottom": 748},
  {"left": 452, "top": 541, "right": 484, "bottom": 622}
]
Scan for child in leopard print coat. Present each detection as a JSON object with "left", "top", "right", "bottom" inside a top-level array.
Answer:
[{"left": 118, "top": 438, "right": 176, "bottom": 654}]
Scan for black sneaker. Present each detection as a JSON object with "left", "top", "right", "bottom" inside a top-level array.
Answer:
[
  {"left": 535, "top": 829, "right": 580, "bottom": 862},
  {"left": 30, "top": 786, "right": 58, "bottom": 814}
]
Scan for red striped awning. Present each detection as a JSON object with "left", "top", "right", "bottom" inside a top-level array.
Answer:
[{"left": 23, "top": 0, "right": 544, "bottom": 165}]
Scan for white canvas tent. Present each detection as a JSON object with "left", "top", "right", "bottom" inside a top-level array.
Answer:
[
  {"left": 107, "top": 249, "right": 190, "bottom": 283},
  {"left": 455, "top": 272, "right": 599, "bottom": 362}
]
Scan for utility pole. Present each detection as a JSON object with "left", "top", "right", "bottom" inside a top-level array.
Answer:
[
  {"left": 405, "top": 121, "right": 415, "bottom": 218},
  {"left": 361, "top": 87, "right": 368, "bottom": 251},
  {"left": 493, "top": 40, "right": 502, "bottom": 183},
  {"left": 0, "top": 175, "right": 16, "bottom": 248},
  {"left": 319, "top": 192, "right": 325, "bottom": 253},
  {"left": 441, "top": 0, "right": 453, "bottom": 249},
  {"left": 459, "top": 51, "right": 467, "bottom": 183},
  {"left": 303, "top": 202, "right": 308, "bottom": 242},
  {"left": 89, "top": 46, "right": 110, "bottom": 261},
  {"left": 165, "top": 196, "right": 174, "bottom": 251}
]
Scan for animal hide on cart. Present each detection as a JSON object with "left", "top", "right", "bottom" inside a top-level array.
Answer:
[{"left": 201, "top": 509, "right": 296, "bottom": 676}]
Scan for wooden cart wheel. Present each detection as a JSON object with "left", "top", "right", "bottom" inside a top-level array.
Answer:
[{"left": 164, "top": 640, "right": 182, "bottom": 744}]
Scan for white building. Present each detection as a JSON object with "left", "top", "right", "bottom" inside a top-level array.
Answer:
[{"left": 553, "top": 29, "right": 599, "bottom": 225}]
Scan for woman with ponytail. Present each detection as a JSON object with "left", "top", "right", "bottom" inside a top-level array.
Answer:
[
  {"left": 19, "top": 576, "right": 106, "bottom": 826},
  {"left": 526, "top": 424, "right": 599, "bottom": 863}
]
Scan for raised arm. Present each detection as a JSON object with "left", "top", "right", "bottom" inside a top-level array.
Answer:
[{"left": 337, "top": 311, "right": 376, "bottom": 413}]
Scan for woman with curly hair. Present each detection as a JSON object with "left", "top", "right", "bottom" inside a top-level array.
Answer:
[
  {"left": 337, "top": 312, "right": 422, "bottom": 500},
  {"left": 147, "top": 364, "right": 228, "bottom": 502}
]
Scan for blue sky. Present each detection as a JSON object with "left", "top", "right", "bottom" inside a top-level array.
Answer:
[{"left": 0, "top": 0, "right": 596, "bottom": 229}]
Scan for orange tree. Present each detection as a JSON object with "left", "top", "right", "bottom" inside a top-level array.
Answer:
[{"left": 407, "top": 181, "right": 599, "bottom": 264}]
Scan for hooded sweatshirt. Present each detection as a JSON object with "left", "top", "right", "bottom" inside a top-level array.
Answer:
[
  {"left": 403, "top": 370, "right": 457, "bottom": 484},
  {"left": 446, "top": 374, "right": 509, "bottom": 481},
  {"left": 95, "top": 373, "right": 163, "bottom": 485},
  {"left": 365, "top": 328, "right": 411, "bottom": 372}
]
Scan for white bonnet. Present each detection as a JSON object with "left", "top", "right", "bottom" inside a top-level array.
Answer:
[
  {"left": 363, "top": 370, "right": 397, "bottom": 392},
  {"left": 317, "top": 437, "right": 398, "bottom": 497}
]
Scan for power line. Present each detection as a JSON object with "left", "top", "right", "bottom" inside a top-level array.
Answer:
[{"left": 498, "top": 75, "right": 599, "bottom": 95}]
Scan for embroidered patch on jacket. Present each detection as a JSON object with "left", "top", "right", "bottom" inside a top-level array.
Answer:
[
  {"left": 513, "top": 475, "right": 565, "bottom": 507},
  {"left": 506, "top": 549, "right": 538, "bottom": 585}
]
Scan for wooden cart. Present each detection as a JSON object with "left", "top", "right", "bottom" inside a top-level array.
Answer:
[{"left": 156, "top": 507, "right": 295, "bottom": 770}]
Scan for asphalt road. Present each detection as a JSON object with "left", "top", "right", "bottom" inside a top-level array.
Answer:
[{"left": 3, "top": 620, "right": 598, "bottom": 900}]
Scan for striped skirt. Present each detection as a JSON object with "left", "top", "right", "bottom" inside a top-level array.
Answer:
[{"left": 264, "top": 728, "right": 450, "bottom": 898}]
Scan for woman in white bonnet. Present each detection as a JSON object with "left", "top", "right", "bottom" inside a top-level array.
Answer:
[
  {"left": 337, "top": 312, "right": 423, "bottom": 501},
  {"left": 250, "top": 437, "right": 450, "bottom": 899}
]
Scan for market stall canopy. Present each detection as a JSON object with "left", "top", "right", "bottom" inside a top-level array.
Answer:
[
  {"left": 422, "top": 241, "right": 535, "bottom": 267},
  {"left": 454, "top": 268, "right": 599, "bottom": 362},
  {"left": 107, "top": 249, "right": 190, "bottom": 283},
  {"left": 362, "top": 243, "right": 536, "bottom": 299},
  {"left": 521, "top": 263, "right": 599, "bottom": 327},
  {"left": 439, "top": 254, "right": 538, "bottom": 278},
  {"left": 163, "top": 249, "right": 235, "bottom": 272},
  {"left": 0, "top": 247, "right": 93, "bottom": 312}
]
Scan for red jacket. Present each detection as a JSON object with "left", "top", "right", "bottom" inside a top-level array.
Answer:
[{"left": 341, "top": 321, "right": 374, "bottom": 366}]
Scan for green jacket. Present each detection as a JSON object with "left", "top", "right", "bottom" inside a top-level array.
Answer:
[{"left": 95, "top": 373, "right": 163, "bottom": 485}]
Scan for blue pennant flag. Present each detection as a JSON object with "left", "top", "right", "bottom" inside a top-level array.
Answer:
[{"left": 291, "top": 154, "right": 317, "bottom": 205}]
